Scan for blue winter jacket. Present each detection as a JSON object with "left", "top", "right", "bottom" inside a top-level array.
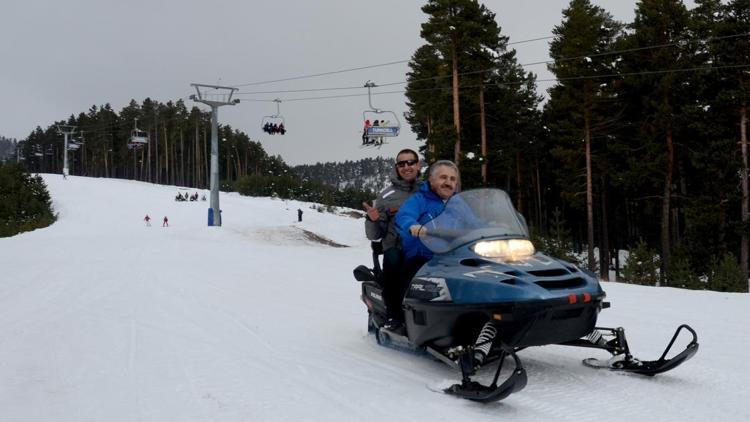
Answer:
[{"left": 395, "top": 181, "right": 450, "bottom": 262}]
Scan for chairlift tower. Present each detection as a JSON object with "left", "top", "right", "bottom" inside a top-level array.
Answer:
[
  {"left": 189, "top": 83, "right": 239, "bottom": 227},
  {"left": 56, "top": 125, "right": 76, "bottom": 177}
]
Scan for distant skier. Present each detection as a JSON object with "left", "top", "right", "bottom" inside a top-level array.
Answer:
[
  {"left": 144, "top": 214, "right": 151, "bottom": 226},
  {"left": 162, "top": 216, "right": 169, "bottom": 227},
  {"left": 297, "top": 208, "right": 303, "bottom": 222}
]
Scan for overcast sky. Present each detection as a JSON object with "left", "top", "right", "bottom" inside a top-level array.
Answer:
[{"left": 1, "top": 0, "right": 698, "bottom": 165}]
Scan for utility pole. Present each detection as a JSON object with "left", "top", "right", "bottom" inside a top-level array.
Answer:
[
  {"left": 57, "top": 125, "right": 76, "bottom": 178},
  {"left": 189, "top": 84, "right": 239, "bottom": 226}
]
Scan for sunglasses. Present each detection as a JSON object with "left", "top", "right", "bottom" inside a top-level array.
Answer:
[{"left": 396, "top": 159, "right": 418, "bottom": 168}]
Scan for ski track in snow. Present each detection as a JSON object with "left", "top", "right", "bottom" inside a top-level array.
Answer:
[{"left": 0, "top": 174, "right": 748, "bottom": 421}]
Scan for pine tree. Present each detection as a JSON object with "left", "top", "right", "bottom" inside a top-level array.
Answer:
[
  {"left": 619, "top": 0, "right": 691, "bottom": 283},
  {"left": 419, "top": 0, "right": 502, "bottom": 164},
  {"left": 713, "top": 0, "right": 750, "bottom": 290},
  {"left": 546, "top": 0, "right": 623, "bottom": 275}
]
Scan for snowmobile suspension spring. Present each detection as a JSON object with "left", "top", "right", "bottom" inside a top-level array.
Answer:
[
  {"left": 587, "top": 330, "right": 607, "bottom": 346},
  {"left": 473, "top": 322, "right": 498, "bottom": 366}
]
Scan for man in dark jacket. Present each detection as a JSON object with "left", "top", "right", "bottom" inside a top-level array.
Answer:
[{"left": 362, "top": 149, "right": 421, "bottom": 328}]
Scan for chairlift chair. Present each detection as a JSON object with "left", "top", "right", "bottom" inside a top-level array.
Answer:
[
  {"left": 261, "top": 99, "right": 286, "bottom": 135},
  {"left": 68, "top": 136, "right": 84, "bottom": 151},
  {"left": 361, "top": 81, "right": 400, "bottom": 145},
  {"left": 128, "top": 118, "right": 149, "bottom": 149}
]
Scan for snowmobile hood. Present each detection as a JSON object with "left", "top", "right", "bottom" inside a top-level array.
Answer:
[{"left": 412, "top": 247, "right": 603, "bottom": 305}]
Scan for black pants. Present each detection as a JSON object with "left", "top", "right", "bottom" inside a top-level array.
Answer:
[
  {"left": 383, "top": 248, "right": 428, "bottom": 322},
  {"left": 382, "top": 247, "right": 404, "bottom": 321}
]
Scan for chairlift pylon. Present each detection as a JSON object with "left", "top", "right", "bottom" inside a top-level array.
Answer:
[
  {"left": 261, "top": 99, "right": 286, "bottom": 135},
  {"left": 128, "top": 118, "right": 149, "bottom": 149},
  {"left": 361, "top": 80, "right": 400, "bottom": 147}
]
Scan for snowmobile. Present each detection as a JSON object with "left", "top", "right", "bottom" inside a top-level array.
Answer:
[{"left": 353, "top": 188, "right": 699, "bottom": 403}]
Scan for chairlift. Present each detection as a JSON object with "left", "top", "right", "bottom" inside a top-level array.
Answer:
[
  {"left": 261, "top": 99, "right": 286, "bottom": 135},
  {"left": 68, "top": 135, "right": 84, "bottom": 151},
  {"left": 128, "top": 118, "right": 149, "bottom": 148},
  {"left": 33, "top": 145, "right": 43, "bottom": 157},
  {"left": 361, "top": 81, "right": 400, "bottom": 146}
]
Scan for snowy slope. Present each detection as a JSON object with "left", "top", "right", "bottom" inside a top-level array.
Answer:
[{"left": 0, "top": 174, "right": 748, "bottom": 422}]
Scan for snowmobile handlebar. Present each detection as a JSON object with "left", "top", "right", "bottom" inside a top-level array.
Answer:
[{"left": 420, "top": 227, "right": 470, "bottom": 241}]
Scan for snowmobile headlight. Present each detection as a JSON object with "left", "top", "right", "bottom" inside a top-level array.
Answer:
[
  {"left": 410, "top": 277, "right": 452, "bottom": 302},
  {"left": 472, "top": 239, "right": 535, "bottom": 261}
]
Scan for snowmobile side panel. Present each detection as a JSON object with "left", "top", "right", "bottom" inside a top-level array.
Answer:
[{"left": 403, "top": 297, "right": 604, "bottom": 349}]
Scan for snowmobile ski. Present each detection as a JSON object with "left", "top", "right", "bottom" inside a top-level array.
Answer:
[
  {"left": 441, "top": 346, "right": 527, "bottom": 403},
  {"left": 578, "top": 324, "right": 699, "bottom": 376}
]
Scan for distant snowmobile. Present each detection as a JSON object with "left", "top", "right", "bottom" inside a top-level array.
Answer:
[{"left": 353, "top": 188, "right": 698, "bottom": 403}]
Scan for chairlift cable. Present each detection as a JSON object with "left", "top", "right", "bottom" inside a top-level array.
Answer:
[
  {"left": 227, "top": 32, "right": 748, "bottom": 89},
  {"left": 234, "top": 63, "right": 750, "bottom": 103}
]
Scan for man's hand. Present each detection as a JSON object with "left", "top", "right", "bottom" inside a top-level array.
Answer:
[
  {"left": 362, "top": 201, "right": 380, "bottom": 221},
  {"left": 409, "top": 225, "right": 425, "bottom": 237}
]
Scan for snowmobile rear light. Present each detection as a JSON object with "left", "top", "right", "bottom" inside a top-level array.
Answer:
[{"left": 472, "top": 239, "right": 535, "bottom": 261}]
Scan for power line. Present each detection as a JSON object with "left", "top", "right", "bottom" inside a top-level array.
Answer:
[
  {"left": 232, "top": 60, "right": 410, "bottom": 88},
  {"left": 229, "top": 34, "right": 557, "bottom": 88},
  {"left": 231, "top": 33, "right": 749, "bottom": 97},
  {"left": 234, "top": 63, "right": 750, "bottom": 103},
  {"left": 228, "top": 32, "right": 747, "bottom": 90}
]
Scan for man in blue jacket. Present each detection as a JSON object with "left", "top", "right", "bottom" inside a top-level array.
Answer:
[{"left": 392, "top": 160, "right": 460, "bottom": 328}]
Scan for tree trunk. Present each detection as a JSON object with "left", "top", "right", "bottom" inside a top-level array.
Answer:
[
  {"left": 163, "top": 125, "right": 169, "bottom": 186},
  {"left": 740, "top": 104, "right": 748, "bottom": 289},
  {"left": 180, "top": 130, "right": 185, "bottom": 186},
  {"left": 661, "top": 125, "right": 674, "bottom": 286},
  {"left": 585, "top": 112, "right": 595, "bottom": 273},
  {"left": 155, "top": 122, "right": 160, "bottom": 184},
  {"left": 203, "top": 128, "right": 209, "bottom": 189},
  {"left": 479, "top": 88, "right": 487, "bottom": 185},
  {"left": 515, "top": 151, "right": 523, "bottom": 214},
  {"left": 146, "top": 129, "right": 151, "bottom": 182},
  {"left": 599, "top": 174, "right": 610, "bottom": 281},
  {"left": 195, "top": 122, "right": 200, "bottom": 188},
  {"left": 451, "top": 34, "right": 461, "bottom": 164},
  {"left": 535, "top": 160, "right": 543, "bottom": 230}
]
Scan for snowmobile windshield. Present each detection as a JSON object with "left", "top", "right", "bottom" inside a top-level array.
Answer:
[{"left": 420, "top": 189, "right": 529, "bottom": 254}]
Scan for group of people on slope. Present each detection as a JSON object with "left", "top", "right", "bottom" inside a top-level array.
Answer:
[
  {"left": 263, "top": 122, "right": 286, "bottom": 135},
  {"left": 363, "top": 148, "right": 460, "bottom": 332},
  {"left": 175, "top": 192, "right": 205, "bottom": 202},
  {"left": 361, "top": 119, "right": 392, "bottom": 145},
  {"left": 143, "top": 214, "right": 169, "bottom": 227}
]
